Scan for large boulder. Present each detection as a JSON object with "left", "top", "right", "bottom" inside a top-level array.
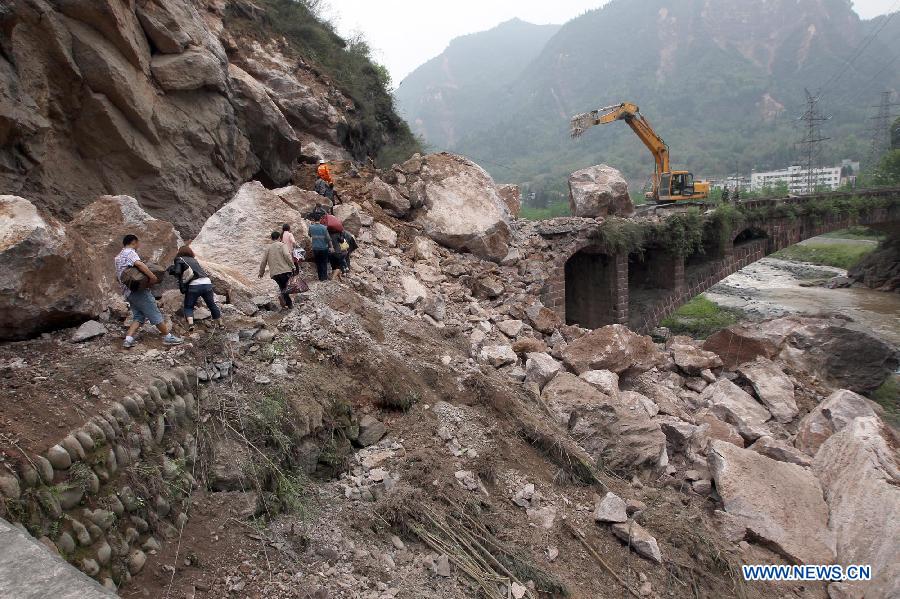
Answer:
[
  {"left": 708, "top": 440, "right": 835, "bottom": 565},
  {"left": 668, "top": 337, "right": 723, "bottom": 375},
  {"left": 406, "top": 153, "right": 511, "bottom": 261},
  {"left": 847, "top": 237, "right": 900, "bottom": 292},
  {"left": 69, "top": 195, "right": 182, "bottom": 299},
  {"left": 332, "top": 202, "right": 363, "bottom": 236},
  {"left": 0, "top": 196, "right": 103, "bottom": 340},
  {"left": 700, "top": 379, "right": 771, "bottom": 433},
  {"left": 561, "top": 324, "right": 661, "bottom": 375},
  {"left": 813, "top": 417, "right": 900, "bottom": 599},
  {"left": 541, "top": 373, "right": 667, "bottom": 471},
  {"left": 368, "top": 177, "right": 410, "bottom": 217},
  {"left": 192, "top": 182, "right": 310, "bottom": 293},
  {"left": 568, "top": 164, "right": 633, "bottom": 218},
  {"left": 780, "top": 321, "right": 898, "bottom": 394},
  {"left": 795, "top": 389, "right": 878, "bottom": 457},
  {"left": 701, "top": 317, "right": 811, "bottom": 369},
  {"left": 706, "top": 317, "right": 898, "bottom": 393},
  {"left": 496, "top": 184, "right": 521, "bottom": 218},
  {"left": 524, "top": 352, "right": 562, "bottom": 389},
  {"left": 736, "top": 358, "right": 797, "bottom": 424}
]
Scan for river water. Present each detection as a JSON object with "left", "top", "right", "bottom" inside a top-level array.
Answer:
[{"left": 704, "top": 254, "right": 900, "bottom": 348}]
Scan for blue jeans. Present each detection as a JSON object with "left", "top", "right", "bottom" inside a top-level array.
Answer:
[
  {"left": 127, "top": 289, "right": 164, "bottom": 326},
  {"left": 184, "top": 284, "right": 221, "bottom": 319}
]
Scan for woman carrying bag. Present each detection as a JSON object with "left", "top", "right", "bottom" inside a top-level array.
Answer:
[{"left": 168, "top": 245, "right": 222, "bottom": 330}]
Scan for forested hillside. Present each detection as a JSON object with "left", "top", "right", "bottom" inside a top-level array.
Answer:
[
  {"left": 394, "top": 18, "right": 561, "bottom": 149},
  {"left": 396, "top": 0, "right": 900, "bottom": 205}
]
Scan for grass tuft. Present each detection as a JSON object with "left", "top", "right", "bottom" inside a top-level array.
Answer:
[
  {"left": 871, "top": 375, "right": 900, "bottom": 428},
  {"left": 772, "top": 242, "right": 876, "bottom": 269},
  {"left": 660, "top": 295, "right": 741, "bottom": 339}
]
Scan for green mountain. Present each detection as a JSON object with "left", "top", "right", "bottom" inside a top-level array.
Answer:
[
  {"left": 394, "top": 18, "right": 561, "bottom": 149},
  {"left": 396, "top": 0, "right": 900, "bottom": 204}
]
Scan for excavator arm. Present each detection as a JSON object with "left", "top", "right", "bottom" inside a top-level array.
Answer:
[{"left": 570, "top": 102, "right": 670, "bottom": 196}]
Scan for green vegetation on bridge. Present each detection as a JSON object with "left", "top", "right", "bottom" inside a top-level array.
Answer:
[{"left": 585, "top": 190, "right": 900, "bottom": 260}]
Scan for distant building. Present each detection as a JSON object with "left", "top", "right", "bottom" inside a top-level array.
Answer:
[
  {"left": 709, "top": 175, "right": 750, "bottom": 192},
  {"left": 750, "top": 160, "right": 858, "bottom": 194}
]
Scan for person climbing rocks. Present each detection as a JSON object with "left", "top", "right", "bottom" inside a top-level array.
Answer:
[
  {"left": 168, "top": 245, "right": 222, "bottom": 331},
  {"left": 342, "top": 230, "right": 358, "bottom": 271},
  {"left": 115, "top": 234, "right": 183, "bottom": 348},
  {"left": 316, "top": 158, "right": 333, "bottom": 186},
  {"left": 308, "top": 215, "right": 334, "bottom": 282},
  {"left": 314, "top": 159, "right": 336, "bottom": 210},
  {"left": 280, "top": 223, "right": 303, "bottom": 272},
  {"left": 258, "top": 231, "right": 295, "bottom": 309},
  {"left": 328, "top": 229, "right": 350, "bottom": 277}
]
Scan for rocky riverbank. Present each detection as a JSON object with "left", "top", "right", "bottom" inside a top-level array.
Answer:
[{"left": 704, "top": 255, "right": 900, "bottom": 348}]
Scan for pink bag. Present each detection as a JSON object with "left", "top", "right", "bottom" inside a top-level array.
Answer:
[{"left": 285, "top": 274, "right": 309, "bottom": 294}]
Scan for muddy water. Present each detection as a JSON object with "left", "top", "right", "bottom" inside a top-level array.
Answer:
[{"left": 704, "top": 256, "right": 900, "bottom": 348}]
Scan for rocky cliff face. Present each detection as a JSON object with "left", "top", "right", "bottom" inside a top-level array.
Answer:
[{"left": 0, "top": 0, "right": 394, "bottom": 235}]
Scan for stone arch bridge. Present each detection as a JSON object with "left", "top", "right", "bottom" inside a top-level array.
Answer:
[{"left": 532, "top": 189, "right": 900, "bottom": 334}]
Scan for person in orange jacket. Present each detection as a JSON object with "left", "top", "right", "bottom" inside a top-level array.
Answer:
[
  {"left": 314, "top": 159, "right": 336, "bottom": 210},
  {"left": 316, "top": 159, "right": 333, "bottom": 185}
]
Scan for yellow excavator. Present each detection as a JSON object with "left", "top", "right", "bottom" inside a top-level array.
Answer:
[{"left": 570, "top": 102, "right": 709, "bottom": 203}]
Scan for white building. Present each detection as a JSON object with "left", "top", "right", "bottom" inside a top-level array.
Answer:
[
  {"left": 749, "top": 162, "right": 855, "bottom": 194},
  {"left": 710, "top": 175, "right": 750, "bottom": 192}
]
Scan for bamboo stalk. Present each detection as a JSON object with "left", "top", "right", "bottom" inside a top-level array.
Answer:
[{"left": 563, "top": 520, "right": 642, "bottom": 599}]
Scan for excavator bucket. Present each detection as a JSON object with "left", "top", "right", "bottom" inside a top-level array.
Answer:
[{"left": 570, "top": 112, "right": 596, "bottom": 138}]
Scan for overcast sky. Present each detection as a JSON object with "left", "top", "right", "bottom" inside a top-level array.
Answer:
[{"left": 327, "top": 0, "right": 900, "bottom": 86}]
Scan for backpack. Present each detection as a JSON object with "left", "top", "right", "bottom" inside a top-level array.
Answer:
[{"left": 310, "top": 224, "right": 330, "bottom": 251}]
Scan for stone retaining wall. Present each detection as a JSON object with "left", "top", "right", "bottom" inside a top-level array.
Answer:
[{"left": 0, "top": 367, "right": 204, "bottom": 592}]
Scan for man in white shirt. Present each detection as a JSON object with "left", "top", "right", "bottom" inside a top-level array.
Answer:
[{"left": 115, "top": 234, "right": 183, "bottom": 348}]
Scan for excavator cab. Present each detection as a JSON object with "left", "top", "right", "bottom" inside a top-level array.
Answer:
[{"left": 659, "top": 171, "right": 705, "bottom": 202}]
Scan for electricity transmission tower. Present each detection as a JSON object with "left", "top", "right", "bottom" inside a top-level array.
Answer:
[
  {"left": 796, "top": 89, "right": 830, "bottom": 194},
  {"left": 866, "top": 91, "right": 899, "bottom": 166}
]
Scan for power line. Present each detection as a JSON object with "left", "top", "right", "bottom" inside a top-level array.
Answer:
[
  {"left": 816, "top": 1, "right": 900, "bottom": 99},
  {"left": 842, "top": 49, "right": 900, "bottom": 105}
]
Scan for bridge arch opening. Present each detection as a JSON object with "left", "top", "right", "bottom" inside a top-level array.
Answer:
[
  {"left": 627, "top": 246, "right": 679, "bottom": 330},
  {"left": 685, "top": 223, "right": 728, "bottom": 281},
  {"left": 565, "top": 247, "right": 622, "bottom": 329},
  {"left": 733, "top": 226, "right": 768, "bottom": 248}
]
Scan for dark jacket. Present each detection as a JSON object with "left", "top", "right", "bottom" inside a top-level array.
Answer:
[{"left": 168, "top": 256, "right": 210, "bottom": 294}]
